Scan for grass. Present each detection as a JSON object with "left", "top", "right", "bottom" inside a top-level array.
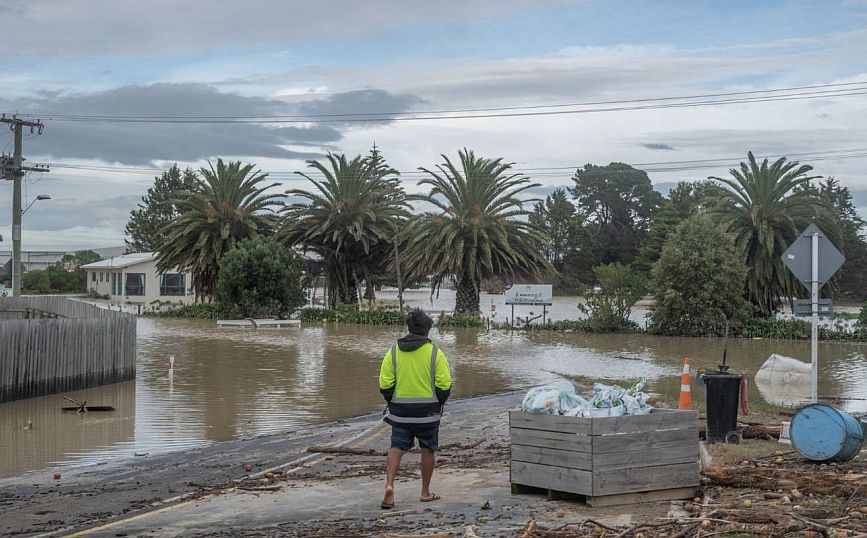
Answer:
[{"left": 705, "top": 438, "right": 781, "bottom": 465}]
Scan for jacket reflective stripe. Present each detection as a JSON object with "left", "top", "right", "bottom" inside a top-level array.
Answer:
[
  {"left": 385, "top": 413, "right": 441, "bottom": 424},
  {"left": 390, "top": 343, "right": 439, "bottom": 404}
]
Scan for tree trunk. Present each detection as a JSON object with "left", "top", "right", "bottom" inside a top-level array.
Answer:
[
  {"left": 455, "top": 274, "right": 480, "bottom": 314},
  {"left": 331, "top": 265, "right": 357, "bottom": 305}
]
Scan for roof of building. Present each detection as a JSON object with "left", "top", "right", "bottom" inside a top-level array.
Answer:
[{"left": 81, "top": 252, "right": 156, "bottom": 270}]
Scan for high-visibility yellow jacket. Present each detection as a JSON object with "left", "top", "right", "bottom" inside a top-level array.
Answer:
[{"left": 379, "top": 336, "right": 452, "bottom": 427}]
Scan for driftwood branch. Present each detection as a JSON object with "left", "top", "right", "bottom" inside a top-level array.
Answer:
[{"left": 306, "top": 446, "right": 385, "bottom": 456}]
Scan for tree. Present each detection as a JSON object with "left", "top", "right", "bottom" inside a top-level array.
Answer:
[
  {"left": 216, "top": 237, "right": 306, "bottom": 319},
  {"left": 529, "top": 188, "right": 578, "bottom": 271},
  {"left": 278, "top": 150, "right": 409, "bottom": 306},
  {"left": 530, "top": 188, "right": 594, "bottom": 291},
  {"left": 578, "top": 263, "right": 644, "bottom": 332},
  {"left": 125, "top": 165, "right": 199, "bottom": 253},
  {"left": 156, "top": 159, "right": 282, "bottom": 299},
  {"left": 816, "top": 178, "right": 867, "bottom": 300},
  {"left": 709, "top": 152, "right": 833, "bottom": 317},
  {"left": 649, "top": 215, "right": 749, "bottom": 336},
  {"left": 22, "top": 250, "right": 101, "bottom": 294},
  {"left": 401, "top": 149, "right": 550, "bottom": 314},
  {"left": 668, "top": 180, "right": 730, "bottom": 220},
  {"left": 22, "top": 270, "right": 51, "bottom": 293},
  {"left": 632, "top": 200, "right": 681, "bottom": 277},
  {"left": 569, "top": 163, "right": 664, "bottom": 265}
]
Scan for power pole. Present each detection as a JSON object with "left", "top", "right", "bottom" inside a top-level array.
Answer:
[{"left": 0, "top": 115, "right": 49, "bottom": 297}]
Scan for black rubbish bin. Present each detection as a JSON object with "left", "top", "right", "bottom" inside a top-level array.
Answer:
[{"left": 703, "top": 371, "right": 742, "bottom": 444}]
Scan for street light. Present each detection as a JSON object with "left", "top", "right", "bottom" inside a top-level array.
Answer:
[
  {"left": 22, "top": 194, "right": 51, "bottom": 215},
  {"left": 10, "top": 194, "right": 51, "bottom": 296}
]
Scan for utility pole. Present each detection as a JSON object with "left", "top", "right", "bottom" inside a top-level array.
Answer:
[{"left": 0, "top": 115, "right": 49, "bottom": 297}]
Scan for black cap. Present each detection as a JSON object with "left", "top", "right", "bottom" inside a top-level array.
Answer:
[{"left": 406, "top": 308, "right": 433, "bottom": 336}]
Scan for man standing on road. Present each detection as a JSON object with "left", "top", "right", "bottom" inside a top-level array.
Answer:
[{"left": 379, "top": 309, "right": 452, "bottom": 509}]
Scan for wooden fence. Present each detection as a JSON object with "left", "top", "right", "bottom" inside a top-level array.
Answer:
[{"left": 0, "top": 297, "right": 136, "bottom": 403}]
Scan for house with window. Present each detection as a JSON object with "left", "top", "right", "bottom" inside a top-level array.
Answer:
[{"left": 81, "top": 252, "right": 195, "bottom": 305}]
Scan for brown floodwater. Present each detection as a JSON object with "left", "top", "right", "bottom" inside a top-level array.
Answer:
[{"left": 1, "top": 296, "right": 865, "bottom": 478}]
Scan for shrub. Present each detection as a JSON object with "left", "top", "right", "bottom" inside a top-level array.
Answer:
[
  {"left": 859, "top": 301, "right": 867, "bottom": 330},
  {"left": 649, "top": 215, "right": 750, "bottom": 336},
  {"left": 300, "top": 304, "right": 404, "bottom": 325},
  {"left": 733, "top": 317, "right": 866, "bottom": 342},
  {"left": 578, "top": 263, "right": 643, "bottom": 332},
  {"left": 216, "top": 237, "right": 306, "bottom": 319},
  {"left": 438, "top": 313, "right": 484, "bottom": 328},
  {"left": 145, "top": 303, "right": 221, "bottom": 319}
]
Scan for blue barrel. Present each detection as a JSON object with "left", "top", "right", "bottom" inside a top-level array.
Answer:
[{"left": 790, "top": 404, "right": 864, "bottom": 462}]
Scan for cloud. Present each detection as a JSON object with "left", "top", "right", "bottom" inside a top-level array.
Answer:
[
  {"left": 12, "top": 195, "right": 141, "bottom": 233},
  {"left": 296, "top": 90, "right": 425, "bottom": 125},
  {"left": 1, "top": 84, "right": 421, "bottom": 164},
  {"left": 0, "top": 0, "right": 563, "bottom": 59},
  {"left": 641, "top": 143, "right": 677, "bottom": 151}
]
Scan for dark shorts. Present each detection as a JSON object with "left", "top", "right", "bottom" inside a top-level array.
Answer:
[{"left": 390, "top": 423, "right": 439, "bottom": 452}]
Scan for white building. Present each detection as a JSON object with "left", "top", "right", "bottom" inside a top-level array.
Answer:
[{"left": 82, "top": 252, "right": 196, "bottom": 306}]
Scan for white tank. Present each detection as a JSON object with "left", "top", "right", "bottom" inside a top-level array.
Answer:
[{"left": 754, "top": 353, "right": 811, "bottom": 407}]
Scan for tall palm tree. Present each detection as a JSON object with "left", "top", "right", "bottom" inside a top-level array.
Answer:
[
  {"left": 156, "top": 159, "right": 281, "bottom": 298},
  {"left": 278, "top": 151, "right": 409, "bottom": 306},
  {"left": 401, "top": 149, "right": 551, "bottom": 314},
  {"left": 709, "top": 152, "right": 832, "bottom": 317}
]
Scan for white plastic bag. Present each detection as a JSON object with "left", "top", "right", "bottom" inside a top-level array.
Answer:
[{"left": 521, "top": 380, "right": 588, "bottom": 414}]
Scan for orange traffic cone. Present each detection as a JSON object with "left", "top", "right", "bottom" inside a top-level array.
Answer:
[{"left": 678, "top": 357, "right": 692, "bottom": 409}]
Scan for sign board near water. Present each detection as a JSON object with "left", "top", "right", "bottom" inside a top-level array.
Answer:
[
  {"left": 780, "top": 223, "right": 845, "bottom": 406},
  {"left": 793, "top": 298, "right": 832, "bottom": 317},
  {"left": 505, "top": 284, "right": 552, "bottom": 306},
  {"left": 781, "top": 223, "right": 845, "bottom": 289}
]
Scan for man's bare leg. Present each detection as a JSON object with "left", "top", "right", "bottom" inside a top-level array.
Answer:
[
  {"left": 382, "top": 448, "right": 404, "bottom": 507},
  {"left": 420, "top": 448, "right": 436, "bottom": 501}
]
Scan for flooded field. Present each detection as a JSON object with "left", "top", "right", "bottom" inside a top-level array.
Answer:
[{"left": 1, "top": 292, "right": 865, "bottom": 478}]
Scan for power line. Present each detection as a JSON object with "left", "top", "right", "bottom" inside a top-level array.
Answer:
[
  {"left": 10, "top": 82, "right": 867, "bottom": 124},
  {"left": 43, "top": 147, "right": 867, "bottom": 180},
  {"left": 13, "top": 81, "right": 867, "bottom": 120}
]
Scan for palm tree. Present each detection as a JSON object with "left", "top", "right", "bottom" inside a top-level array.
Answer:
[
  {"left": 156, "top": 159, "right": 281, "bottom": 298},
  {"left": 278, "top": 150, "right": 409, "bottom": 306},
  {"left": 709, "top": 152, "right": 832, "bottom": 316},
  {"left": 401, "top": 149, "right": 551, "bottom": 314}
]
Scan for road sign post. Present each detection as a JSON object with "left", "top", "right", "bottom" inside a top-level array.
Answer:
[
  {"left": 781, "top": 223, "right": 845, "bottom": 404},
  {"left": 811, "top": 230, "right": 818, "bottom": 404}
]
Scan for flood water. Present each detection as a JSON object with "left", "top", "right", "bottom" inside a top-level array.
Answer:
[{"left": 1, "top": 291, "right": 865, "bottom": 478}]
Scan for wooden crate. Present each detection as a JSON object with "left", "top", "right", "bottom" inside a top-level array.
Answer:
[{"left": 509, "top": 408, "right": 700, "bottom": 506}]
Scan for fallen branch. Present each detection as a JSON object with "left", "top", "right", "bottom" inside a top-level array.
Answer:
[
  {"left": 584, "top": 518, "right": 620, "bottom": 532},
  {"left": 741, "top": 423, "right": 781, "bottom": 440},
  {"left": 438, "top": 438, "right": 485, "bottom": 451},
  {"left": 517, "top": 519, "right": 537, "bottom": 538},
  {"left": 382, "top": 532, "right": 456, "bottom": 538},
  {"left": 703, "top": 465, "right": 866, "bottom": 497},
  {"left": 306, "top": 446, "right": 385, "bottom": 456},
  {"left": 379, "top": 509, "right": 418, "bottom": 519},
  {"left": 613, "top": 520, "right": 677, "bottom": 538},
  {"left": 237, "top": 485, "right": 282, "bottom": 492},
  {"left": 668, "top": 522, "right": 700, "bottom": 538}
]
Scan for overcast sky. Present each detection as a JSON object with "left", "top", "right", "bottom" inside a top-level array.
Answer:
[{"left": 1, "top": 0, "right": 866, "bottom": 250}]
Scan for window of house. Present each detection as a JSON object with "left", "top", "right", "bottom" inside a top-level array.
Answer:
[
  {"left": 92, "top": 272, "right": 96, "bottom": 283},
  {"left": 110, "top": 273, "right": 117, "bottom": 295},
  {"left": 116, "top": 274, "right": 123, "bottom": 296},
  {"left": 125, "top": 273, "right": 145, "bottom": 296},
  {"left": 160, "top": 273, "right": 186, "bottom": 296},
  {"left": 99, "top": 272, "right": 104, "bottom": 283}
]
